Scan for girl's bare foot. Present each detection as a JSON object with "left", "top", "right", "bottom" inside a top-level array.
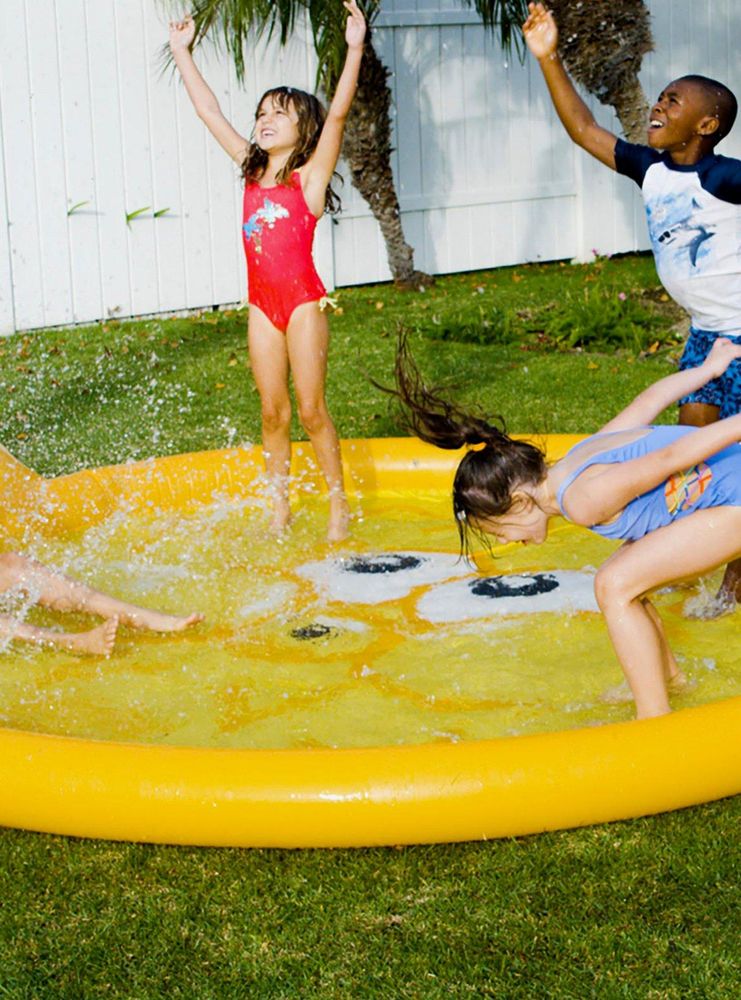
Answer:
[
  {"left": 666, "top": 670, "right": 694, "bottom": 695},
  {"left": 63, "top": 616, "right": 119, "bottom": 656},
  {"left": 119, "top": 610, "right": 205, "bottom": 632},
  {"left": 269, "top": 500, "right": 292, "bottom": 535},
  {"left": 327, "top": 495, "right": 351, "bottom": 544}
]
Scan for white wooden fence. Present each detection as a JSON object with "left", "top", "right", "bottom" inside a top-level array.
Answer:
[{"left": 0, "top": 0, "right": 740, "bottom": 334}]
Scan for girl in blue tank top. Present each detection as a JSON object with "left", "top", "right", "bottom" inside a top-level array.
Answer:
[{"left": 388, "top": 333, "right": 741, "bottom": 721}]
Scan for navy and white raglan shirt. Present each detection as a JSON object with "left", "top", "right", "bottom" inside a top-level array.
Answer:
[{"left": 615, "top": 138, "right": 741, "bottom": 333}]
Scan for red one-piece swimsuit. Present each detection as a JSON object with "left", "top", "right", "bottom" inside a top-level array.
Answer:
[{"left": 241, "top": 170, "right": 327, "bottom": 332}]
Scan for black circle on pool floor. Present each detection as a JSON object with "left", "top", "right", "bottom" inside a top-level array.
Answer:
[
  {"left": 470, "top": 573, "right": 559, "bottom": 599},
  {"left": 342, "top": 554, "right": 424, "bottom": 575}
]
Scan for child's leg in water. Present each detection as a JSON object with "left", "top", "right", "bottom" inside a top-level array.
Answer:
[
  {"left": 601, "top": 598, "right": 688, "bottom": 704},
  {"left": 594, "top": 508, "right": 741, "bottom": 719},
  {"left": 0, "top": 552, "right": 204, "bottom": 633},
  {"left": 287, "top": 302, "right": 350, "bottom": 542},
  {"left": 0, "top": 612, "right": 118, "bottom": 656},
  {"left": 248, "top": 307, "right": 293, "bottom": 533}
]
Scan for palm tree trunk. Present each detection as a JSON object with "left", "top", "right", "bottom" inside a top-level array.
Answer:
[
  {"left": 608, "top": 74, "right": 650, "bottom": 144},
  {"left": 340, "top": 38, "right": 433, "bottom": 288}
]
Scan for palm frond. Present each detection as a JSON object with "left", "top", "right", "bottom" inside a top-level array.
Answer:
[
  {"left": 308, "top": 0, "right": 381, "bottom": 93},
  {"left": 159, "top": 1, "right": 380, "bottom": 87},
  {"left": 461, "top": 0, "right": 530, "bottom": 59},
  {"left": 158, "top": 0, "right": 295, "bottom": 80}
]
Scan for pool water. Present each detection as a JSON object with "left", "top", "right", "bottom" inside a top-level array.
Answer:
[{"left": 1, "top": 492, "right": 739, "bottom": 748}]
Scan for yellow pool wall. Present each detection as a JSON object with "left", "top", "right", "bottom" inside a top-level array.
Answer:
[{"left": 1, "top": 440, "right": 739, "bottom": 848}]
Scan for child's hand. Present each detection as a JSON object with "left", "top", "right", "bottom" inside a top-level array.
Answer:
[
  {"left": 169, "top": 14, "right": 196, "bottom": 53},
  {"left": 344, "top": 0, "right": 366, "bottom": 50},
  {"left": 522, "top": 3, "right": 558, "bottom": 60},
  {"left": 703, "top": 337, "right": 741, "bottom": 378}
]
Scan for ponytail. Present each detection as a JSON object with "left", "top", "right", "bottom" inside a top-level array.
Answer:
[
  {"left": 377, "top": 329, "right": 548, "bottom": 554},
  {"left": 389, "top": 326, "right": 512, "bottom": 451}
]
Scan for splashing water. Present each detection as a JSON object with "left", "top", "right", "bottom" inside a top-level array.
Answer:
[{"left": 0, "top": 489, "right": 738, "bottom": 749}]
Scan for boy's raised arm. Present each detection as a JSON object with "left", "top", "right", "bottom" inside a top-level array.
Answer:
[{"left": 522, "top": 3, "right": 618, "bottom": 169}]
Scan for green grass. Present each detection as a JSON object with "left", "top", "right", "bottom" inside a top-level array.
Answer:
[
  {"left": 1, "top": 801, "right": 739, "bottom": 999},
  {"left": 0, "top": 254, "right": 737, "bottom": 999},
  {"left": 1, "top": 253, "right": 684, "bottom": 475}
]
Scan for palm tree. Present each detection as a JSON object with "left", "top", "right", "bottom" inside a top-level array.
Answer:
[
  {"left": 162, "top": 0, "right": 431, "bottom": 286},
  {"left": 467, "top": 0, "right": 653, "bottom": 142},
  {"left": 166, "top": 1, "right": 653, "bottom": 284}
]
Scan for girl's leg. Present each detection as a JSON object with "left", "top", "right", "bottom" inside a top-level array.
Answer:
[
  {"left": 248, "top": 306, "right": 293, "bottom": 532},
  {"left": 594, "top": 509, "right": 741, "bottom": 719},
  {"left": 0, "top": 552, "right": 203, "bottom": 632},
  {"left": 0, "top": 612, "right": 118, "bottom": 656},
  {"left": 600, "top": 597, "right": 686, "bottom": 704},
  {"left": 287, "top": 302, "right": 350, "bottom": 542},
  {"left": 641, "top": 598, "right": 689, "bottom": 692}
]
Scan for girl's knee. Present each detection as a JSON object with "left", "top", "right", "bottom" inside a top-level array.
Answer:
[
  {"left": 261, "top": 402, "right": 291, "bottom": 434},
  {"left": 594, "top": 565, "right": 635, "bottom": 611},
  {"left": 297, "top": 400, "right": 329, "bottom": 435}
]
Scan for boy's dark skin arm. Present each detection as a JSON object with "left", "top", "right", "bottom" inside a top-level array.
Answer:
[
  {"left": 522, "top": 3, "right": 618, "bottom": 168},
  {"left": 522, "top": 3, "right": 722, "bottom": 168}
]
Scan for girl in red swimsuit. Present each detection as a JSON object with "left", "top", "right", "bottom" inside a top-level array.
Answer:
[{"left": 170, "top": 1, "right": 366, "bottom": 542}]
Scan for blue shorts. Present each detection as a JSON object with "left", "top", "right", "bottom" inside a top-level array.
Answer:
[{"left": 679, "top": 327, "right": 741, "bottom": 418}]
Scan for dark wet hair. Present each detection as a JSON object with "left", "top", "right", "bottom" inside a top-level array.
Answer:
[
  {"left": 677, "top": 75, "right": 738, "bottom": 143},
  {"left": 377, "top": 329, "right": 548, "bottom": 558},
  {"left": 241, "top": 86, "right": 341, "bottom": 213}
]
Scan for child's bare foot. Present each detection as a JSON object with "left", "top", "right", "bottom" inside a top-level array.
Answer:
[
  {"left": 269, "top": 500, "right": 292, "bottom": 535},
  {"left": 63, "top": 616, "right": 119, "bottom": 656},
  {"left": 120, "top": 609, "right": 205, "bottom": 632},
  {"left": 666, "top": 671, "right": 695, "bottom": 695},
  {"left": 327, "top": 496, "right": 351, "bottom": 543}
]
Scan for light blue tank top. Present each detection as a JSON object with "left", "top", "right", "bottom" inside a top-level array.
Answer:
[{"left": 556, "top": 426, "right": 741, "bottom": 541}]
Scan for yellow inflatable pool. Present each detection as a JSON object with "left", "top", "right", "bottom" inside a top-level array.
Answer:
[{"left": 0, "top": 440, "right": 739, "bottom": 848}]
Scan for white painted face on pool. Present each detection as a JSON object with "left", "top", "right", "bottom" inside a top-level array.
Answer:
[
  {"left": 417, "top": 571, "right": 599, "bottom": 624},
  {"left": 295, "top": 552, "right": 470, "bottom": 604}
]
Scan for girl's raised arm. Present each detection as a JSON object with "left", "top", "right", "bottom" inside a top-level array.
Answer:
[
  {"left": 169, "top": 15, "right": 249, "bottom": 164},
  {"left": 301, "top": 0, "right": 365, "bottom": 215},
  {"left": 563, "top": 409, "right": 741, "bottom": 528},
  {"left": 598, "top": 337, "right": 741, "bottom": 434},
  {"left": 562, "top": 339, "right": 741, "bottom": 527}
]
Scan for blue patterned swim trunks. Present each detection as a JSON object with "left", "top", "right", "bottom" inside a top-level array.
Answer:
[{"left": 679, "top": 327, "right": 741, "bottom": 418}]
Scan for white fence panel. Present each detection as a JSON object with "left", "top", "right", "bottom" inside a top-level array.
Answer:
[
  {"left": 1, "top": 0, "right": 48, "bottom": 331},
  {"left": 57, "top": 0, "right": 104, "bottom": 325},
  {"left": 1, "top": 0, "right": 740, "bottom": 333},
  {"left": 0, "top": 93, "right": 14, "bottom": 332}
]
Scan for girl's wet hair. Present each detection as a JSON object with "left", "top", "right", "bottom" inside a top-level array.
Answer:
[
  {"left": 677, "top": 75, "right": 738, "bottom": 141},
  {"left": 241, "top": 86, "right": 342, "bottom": 213},
  {"left": 378, "top": 329, "right": 548, "bottom": 557}
]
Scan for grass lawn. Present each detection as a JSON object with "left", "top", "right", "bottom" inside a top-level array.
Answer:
[{"left": 0, "top": 254, "right": 738, "bottom": 999}]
